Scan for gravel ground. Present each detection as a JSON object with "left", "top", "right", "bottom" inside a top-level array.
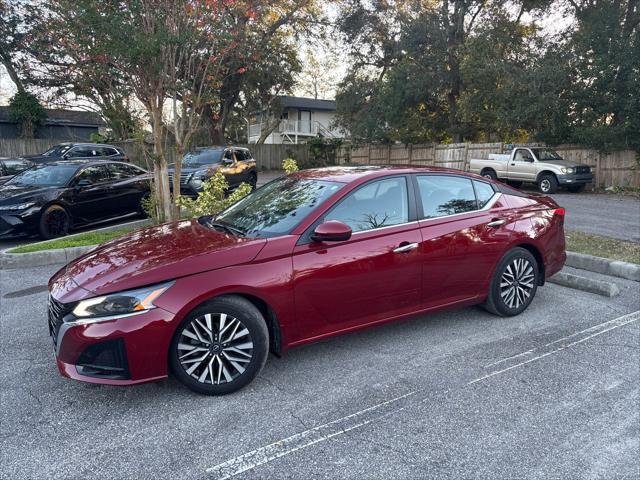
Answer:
[{"left": 1, "top": 263, "right": 638, "bottom": 479}]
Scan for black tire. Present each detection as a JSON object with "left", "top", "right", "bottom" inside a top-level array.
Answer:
[
  {"left": 506, "top": 180, "right": 523, "bottom": 188},
  {"left": 483, "top": 247, "right": 539, "bottom": 317},
  {"left": 481, "top": 169, "right": 498, "bottom": 181},
  {"left": 169, "top": 295, "right": 269, "bottom": 395},
  {"left": 39, "top": 204, "right": 70, "bottom": 239},
  {"left": 567, "top": 184, "right": 585, "bottom": 193},
  {"left": 538, "top": 173, "right": 558, "bottom": 194},
  {"left": 248, "top": 172, "right": 258, "bottom": 191}
]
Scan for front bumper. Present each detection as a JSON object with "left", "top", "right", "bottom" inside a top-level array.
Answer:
[
  {"left": 0, "top": 209, "right": 39, "bottom": 237},
  {"left": 50, "top": 301, "right": 177, "bottom": 386},
  {"left": 557, "top": 173, "right": 594, "bottom": 185}
]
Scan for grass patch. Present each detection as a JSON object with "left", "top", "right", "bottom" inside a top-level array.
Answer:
[
  {"left": 8, "top": 229, "right": 133, "bottom": 254},
  {"left": 566, "top": 230, "right": 640, "bottom": 265}
]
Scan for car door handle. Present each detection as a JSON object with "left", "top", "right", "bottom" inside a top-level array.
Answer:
[
  {"left": 393, "top": 242, "right": 418, "bottom": 253},
  {"left": 487, "top": 218, "right": 506, "bottom": 228}
]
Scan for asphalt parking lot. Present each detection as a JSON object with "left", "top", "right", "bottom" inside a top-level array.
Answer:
[{"left": 1, "top": 262, "right": 638, "bottom": 479}]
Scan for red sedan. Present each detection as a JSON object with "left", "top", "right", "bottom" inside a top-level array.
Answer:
[{"left": 48, "top": 166, "right": 566, "bottom": 395}]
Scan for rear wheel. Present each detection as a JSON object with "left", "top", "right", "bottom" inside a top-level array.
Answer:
[
  {"left": 483, "top": 247, "right": 539, "bottom": 317},
  {"left": 39, "top": 204, "right": 70, "bottom": 239},
  {"left": 567, "top": 184, "right": 585, "bottom": 193},
  {"left": 538, "top": 174, "right": 558, "bottom": 194},
  {"left": 481, "top": 169, "right": 498, "bottom": 181},
  {"left": 169, "top": 296, "right": 269, "bottom": 395}
]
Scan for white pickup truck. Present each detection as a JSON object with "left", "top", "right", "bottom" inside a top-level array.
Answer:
[{"left": 469, "top": 147, "right": 594, "bottom": 193}]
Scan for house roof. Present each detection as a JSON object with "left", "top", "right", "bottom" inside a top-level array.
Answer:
[
  {"left": 0, "top": 107, "right": 105, "bottom": 127},
  {"left": 278, "top": 96, "right": 337, "bottom": 111}
]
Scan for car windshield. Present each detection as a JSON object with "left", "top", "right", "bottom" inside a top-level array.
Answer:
[
  {"left": 531, "top": 148, "right": 563, "bottom": 161},
  {"left": 42, "top": 144, "right": 73, "bottom": 157},
  {"left": 182, "top": 149, "right": 224, "bottom": 167},
  {"left": 204, "top": 176, "right": 344, "bottom": 238},
  {"left": 5, "top": 164, "right": 79, "bottom": 186}
]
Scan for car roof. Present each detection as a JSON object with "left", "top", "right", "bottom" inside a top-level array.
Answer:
[
  {"left": 290, "top": 165, "right": 489, "bottom": 184},
  {"left": 51, "top": 142, "right": 121, "bottom": 148}
]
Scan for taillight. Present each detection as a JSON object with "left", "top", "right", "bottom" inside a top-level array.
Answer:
[{"left": 553, "top": 207, "right": 566, "bottom": 216}]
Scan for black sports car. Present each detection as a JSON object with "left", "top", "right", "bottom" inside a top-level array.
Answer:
[{"left": 0, "top": 160, "right": 150, "bottom": 239}]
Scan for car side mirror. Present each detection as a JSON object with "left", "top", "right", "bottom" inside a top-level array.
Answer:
[
  {"left": 222, "top": 157, "right": 233, "bottom": 165},
  {"left": 76, "top": 179, "right": 92, "bottom": 188},
  {"left": 311, "top": 220, "right": 352, "bottom": 243}
]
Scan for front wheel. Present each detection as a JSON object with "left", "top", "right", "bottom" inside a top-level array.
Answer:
[
  {"left": 39, "top": 204, "right": 70, "bottom": 239},
  {"left": 483, "top": 247, "right": 539, "bottom": 317},
  {"left": 169, "top": 295, "right": 269, "bottom": 395},
  {"left": 538, "top": 174, "right": 558, "bottom": 194}
]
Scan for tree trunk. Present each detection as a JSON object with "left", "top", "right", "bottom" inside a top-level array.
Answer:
[
  {"left": 151, "top": 108, "right": 172, "bottom": 222},
  {"left": 0, "top": 53, "right": 24, "bottom": 93},
  {"left": 256, "top": 116, "right": 281, "bottom": 144},
  {"left": 172, "top": 145, "right": 184, "bottom": 219}
]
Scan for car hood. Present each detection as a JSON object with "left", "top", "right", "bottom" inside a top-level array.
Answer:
[
  {"left": 49, "top": 218, "right": 267, "bottom": 301},
  {"left": 0, "top": 184, "right": 55, "bottom": 203},
  {"left": 541, "top": 159, "right": 587, "bottom": 168}
]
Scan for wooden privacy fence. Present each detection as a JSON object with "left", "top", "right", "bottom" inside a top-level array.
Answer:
[
  {"left": 0, "top": 138, "right": 312, "bottom": 171},
  {"left": 337, "top": 143, "right": 639, "bottom": 188}
]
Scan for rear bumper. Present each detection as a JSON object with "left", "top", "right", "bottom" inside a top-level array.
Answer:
[
  {"left": 557, "top": 173, "right": 594, "bottom": 185},
  {"left": 53, "top": 307, "right": 176, "bottom": 385}
]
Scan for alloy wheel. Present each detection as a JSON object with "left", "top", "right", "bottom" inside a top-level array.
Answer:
[
  {"left": 45, "top": 210, "right": 68, "bottom": 236},
  {"left": 540, "top": 179, "right": 551, "bottom": 192},
  {"left": 177, "top": 313, "right": 254, "bottom": 385},
  {"left": 500, "top": 258, "right": 535, "bottom": 309}
]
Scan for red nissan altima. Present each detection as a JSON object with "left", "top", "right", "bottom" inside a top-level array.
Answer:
[{"left": 48, "top": 166, "right": 566, "bottom": 395}]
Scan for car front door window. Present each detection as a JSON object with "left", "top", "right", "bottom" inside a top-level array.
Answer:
[{"left": 325, "top": 177, "right": 409, "bottom": 233}]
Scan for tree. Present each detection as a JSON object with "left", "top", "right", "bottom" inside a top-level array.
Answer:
[
  {"left": 0, "top": 0, "right": 38, "bottom": 93},
  {"left": 8, "top": 90, "right": 46, "bottom": 138}
]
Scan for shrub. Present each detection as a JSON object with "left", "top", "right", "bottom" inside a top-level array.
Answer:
[
  {"left": 282, "top": 158, "right": 299, "bottom": 174},
  {"left": 8, "top": 91, "right": 46, "bottom": 138},
  {"left": 178, "top": 171, "right": 252, "bottom": 218}
]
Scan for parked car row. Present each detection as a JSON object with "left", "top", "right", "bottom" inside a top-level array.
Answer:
[{"left": 0, "top": 144, "right": 259, "bottom": 239}]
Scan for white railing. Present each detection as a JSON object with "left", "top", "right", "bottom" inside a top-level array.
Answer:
[{"left": 248, "top": 120, "right": 339, "bottom": 140}]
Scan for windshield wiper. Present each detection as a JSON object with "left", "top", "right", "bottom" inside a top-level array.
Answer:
[{"left": 208, "top": 220, "right": 246, "bottom": 237}]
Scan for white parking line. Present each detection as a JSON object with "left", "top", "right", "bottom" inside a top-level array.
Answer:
[
  {"left": 469, "top": 310, "right": 640, "bottom": 385},
  {"left": 205, "top": 391, "right": 415, "bottom": 480}
]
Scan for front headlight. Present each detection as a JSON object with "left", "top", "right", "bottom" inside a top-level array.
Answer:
[
  {"left": 561, "top": 167, "right": 574, "bottom": 174},
  {"left": 0, "top": 202, "right": 36, "bottom": 211},
  {"left": 72, "top": 281, "right": 173, "bottom": 319}
]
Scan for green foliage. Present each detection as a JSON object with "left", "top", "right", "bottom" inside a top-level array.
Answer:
[
  {"left": 141, "top": 183, "right": 161, "bottom": 225},
  {"left": 282, "top": 158, "right": 299, "bottom": 174},
  {"left": 305, "top": 137, "right": 343, "bottom": 167},
  {"left": 9, "top": 229, "right": 133, "bottom": 254},
  {"left": 8, "top": 91, "right": 46, "bottom": 138},
  {"left": 336, "top": 0, "right": 639, "bottom": 152},
  {"left": 178, "top": 171, "right": 252, "bottom": 218}
]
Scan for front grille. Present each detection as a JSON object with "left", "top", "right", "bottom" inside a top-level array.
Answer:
[
  {"left": 576, "top": 166, "right": 591, "bottom": 174},
  {"left": 48, "top": 295, "right": 73, "bottom": 347},
  {"left": 168, "top": 172, "right": 193, "bottom": 185}
]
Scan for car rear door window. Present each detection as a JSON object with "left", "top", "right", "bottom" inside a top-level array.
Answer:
[
  {"left": 75, "top": 165, "right": 111, "bottom": 184},
  {"left": 473, "top": 180, "right": 496, "bottom": 208},
  {"left": 325, "top": 177, "right": 409, "bottom": 233},
  {"left": 107, "top": 163, "right": 135, "bottom": 179},
  {"left": 417, "top": 175, "right": 477, "bottom": 219}
]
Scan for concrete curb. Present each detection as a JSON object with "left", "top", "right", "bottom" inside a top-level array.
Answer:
[
  {"left": 0, "top": 219, "right": 149, "bottom": 270},
  {"left": 549, "top": 271, "right": 620, "bottom": 297},
  {"left": 566, "top": 251, "right": 640, "bottom": 282}
]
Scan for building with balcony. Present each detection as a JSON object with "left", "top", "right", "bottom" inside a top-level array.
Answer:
[{"left": 247, "top": 96, "right": 345, "bottom": 144}]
